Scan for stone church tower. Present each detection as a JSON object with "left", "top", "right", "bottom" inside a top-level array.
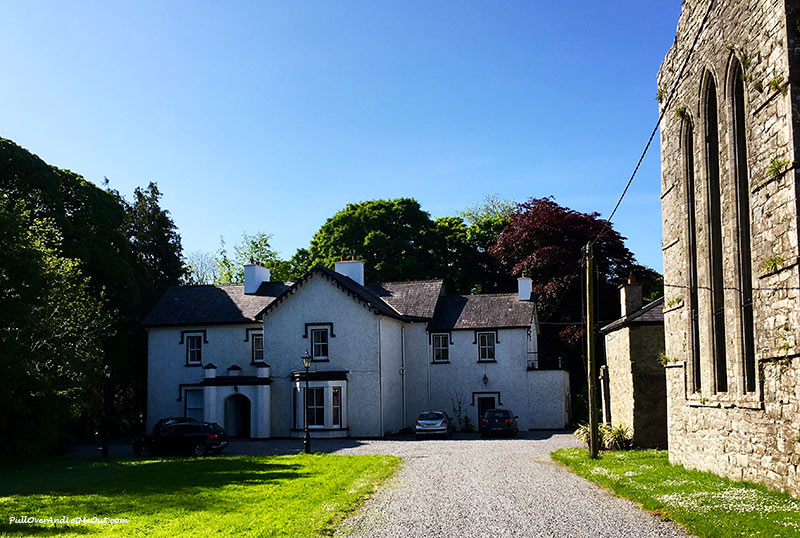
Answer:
[{"left": 659, "top": 0, "right": 800, "bottom": 495}]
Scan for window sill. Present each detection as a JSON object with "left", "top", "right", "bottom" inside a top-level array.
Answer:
[
  {"left": 686, "top": 392, "right": 763, "bottom": 410},
  {"left": 477, "top": 360, "right": 497, "bottom": 364},
  {"left": 311, "top": 358, "right": 330, "bottom": 362},
  {"left": 431, "top": 360, "right": 450, "bottom": 364}
]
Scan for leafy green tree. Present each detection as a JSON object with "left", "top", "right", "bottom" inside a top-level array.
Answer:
[
  {"left": 0, "top": 201, "right": 113, "bottom": 456},
  {"left": 459, "top": 193, "right": 515, "bottom": 251},
  {"left": 215, "top": 232, "right": 293, "bottom": 283},
  {"left": 305, "top": 198, "right": 442, "bottom": 283},
  {"left": 1, "top": 139, "right": 187, "bottom": 441},
  {"left": 458, "top": 194, "right": 516, "bottom": 293},
  {"left": 288, "top": 248, "right": 311, "bottom": 278},
  {"left": 429, "top": 216, "right": 475, "bottom": 293}
]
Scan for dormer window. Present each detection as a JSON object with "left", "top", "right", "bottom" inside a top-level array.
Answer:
[
  {"left": 477, "top": 332, "right": 496, "bottom": 362},
  {"left": 252, "top": 333, "right": 264, "bottom": 362},
  {"left": 311, "top": 328, "right": 329, "bottom": 360},
  {"left": 186, "top": 335, "right": 202, "bottom": 365},
  {"left": 432, "top": 334, "right": 449, "bottom": 362}
]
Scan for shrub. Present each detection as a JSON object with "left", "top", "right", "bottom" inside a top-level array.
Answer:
[
  {"left": 602, "top": 423, "right": 633, "bottom": 450},
  {"left": 573, "top": 423, "right": 633, "bottom": 450}
]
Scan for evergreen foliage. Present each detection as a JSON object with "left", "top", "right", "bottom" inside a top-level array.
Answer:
[{"left": 0, "top": 138, "right": 184, "bottom": 454}]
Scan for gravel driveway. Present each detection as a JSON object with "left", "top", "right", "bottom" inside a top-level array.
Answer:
[
  {"left": 73, "top": 432, "right": 691, "bottom": 537},
  {"left": 230, "top": 431, "right": 691, "bottom": 538}
]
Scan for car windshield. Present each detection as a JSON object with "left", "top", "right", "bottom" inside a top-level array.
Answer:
[
  {"left": 485, "top": 410, "right": 511, "bottom": 418},
  {"left": 419, "top": 412, "right": 444, "bottom": 421}
]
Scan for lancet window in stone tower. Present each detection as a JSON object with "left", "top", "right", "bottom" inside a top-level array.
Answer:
[
  {"left": 730, "top": 59, "right": 756, "bottom": 393},
  {"left": 683, "top": 116, "right": 702, "bottom": 393},
  {"left": 703, "top": 72, "right": 728, "bottom": 393}
]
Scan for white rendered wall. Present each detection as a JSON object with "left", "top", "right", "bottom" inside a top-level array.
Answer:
[
  {"left": 379, "top": 317, "right": 404, "bottom": 435},
  {"left": 423, "top": 327, "right": 569, "bottom": 430},
  {"left": 402, "top": 323, "right": 431, "bottom": 426},
  {"left": 146, "top": 323, "right": 267, "bottom": 432},
  {"left": 262, "top": 274, "right": 382, "bottom": 437}
]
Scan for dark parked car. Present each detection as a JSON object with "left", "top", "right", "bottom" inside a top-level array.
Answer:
[
  {"left": 133, "top": 422, "right": 228, "bottom": 457},
  {"left": 479, "top": 409, "right": 519, "bottom": 438},
  {"left": 151, "top": 416, "right": 198, "bottom": 435},
  {"left": 415, "top": 411, "right": 455, "bottom": 439}
]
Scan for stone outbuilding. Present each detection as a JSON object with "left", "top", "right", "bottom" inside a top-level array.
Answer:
[
  {"left": 658, "top": 0, "right": 800, "bottom": 496},
  {"left": 600, "top": 281, "right": 666, "bottom": 449}
]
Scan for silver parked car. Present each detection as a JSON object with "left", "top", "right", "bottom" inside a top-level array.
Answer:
[{"left": 415, "top": 411, "right": 455, "bottom": 439}]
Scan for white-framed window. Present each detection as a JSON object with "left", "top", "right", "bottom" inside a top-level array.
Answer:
[
  {"left": 311, "top": 328, "right": 329, "bottom": 360},
  {"left": 332, "top": 387, "right": 342, "bottom": 426},
  {"left": 478, "top": 332, "right": 496, "bottom": 361},
  {"left": 185, "top": 389, "right": 204, "bottom": 421},
  {"left": 251, "top": 333, "right": 264, "bottom": 362},
  {"left": 307, "top": 387, "right": 325, "bottom": 427},
  {"left": 293, "top": 382, "right": 347, "bottom": 430},
  {"left": 432, "top": 334, "right": 449, "bottom": 362},
  {"left": 186, "top": 335, "right": 202, "bottom": 364}
]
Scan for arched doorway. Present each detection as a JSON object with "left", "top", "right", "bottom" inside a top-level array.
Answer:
[{"left": 224, "top": 394, "right": 251, "bottom": 437}]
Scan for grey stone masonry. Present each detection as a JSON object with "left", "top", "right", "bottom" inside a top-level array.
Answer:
[{"left": 658, "top": 0, "right": 800, "bottom": 496}]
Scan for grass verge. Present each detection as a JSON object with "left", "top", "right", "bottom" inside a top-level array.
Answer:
[
  {"left": 552, "top": 448, "right": 800, "bottom": 538},
  {"left": 0, "top": 453, "right": 401, "bottom": 537}
]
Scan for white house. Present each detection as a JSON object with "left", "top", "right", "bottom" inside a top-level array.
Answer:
[{"left": 143, "top": 260, "right": 571, "bottom": 438}]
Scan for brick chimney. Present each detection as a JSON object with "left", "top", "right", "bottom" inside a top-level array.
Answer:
[
  {"left": 244, "top": 261, "right": 270, "bottom": 294},
  {"left": 334, "top": 255, "right": 365, "bottom": 286},
  {"left": 619, "top": 275, "right": 643, "bottom": 317}
]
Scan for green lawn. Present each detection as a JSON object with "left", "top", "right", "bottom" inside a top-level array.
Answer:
[
  {"left": 552, "top": 448, "right": 800, "bottom": 538},
  {"left": 0, "top": 454, "right": 401, "bottom": 537}
]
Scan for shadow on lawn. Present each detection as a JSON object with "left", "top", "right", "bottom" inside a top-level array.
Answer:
[{"left": 0, "top": 457, "right": 307, "bottom": 534}]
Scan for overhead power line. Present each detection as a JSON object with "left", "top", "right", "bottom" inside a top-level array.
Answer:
[{"left": 589, "top": 0, "right": 716, "bottom": 248}]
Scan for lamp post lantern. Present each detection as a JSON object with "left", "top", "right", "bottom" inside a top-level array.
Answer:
[{"left": 302, "top": 351, "right": 312, "bottom": 454}]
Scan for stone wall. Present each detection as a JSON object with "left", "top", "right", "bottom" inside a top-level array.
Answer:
[
  {"left": 604, "top": 324, "right": 667, "bottom": 448},
  {"left": 658, "top": 0, "right": 800, "bottom": 496}
]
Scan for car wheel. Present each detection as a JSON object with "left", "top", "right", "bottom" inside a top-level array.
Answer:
[
  {"left": 193, "top": 443, "right": 207, "bottom": 457},
  {"left": 138, "top": 444, "right": 152, "bottom": 457}
]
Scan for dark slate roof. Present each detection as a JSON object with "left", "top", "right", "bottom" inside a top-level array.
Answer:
[
  {"left": 428, "top": 294, "right": 535, "bottom": 331},
  {"left": 142, "top": 282, "right": 289, "bottom": 327},
  {"left": 144, "top": 267, "right": 525, "bottom": 330},
  {"left": 365, "top": 280, "right": 444, "bottom": 319},
  {"left": 600, "top": 297, "right": 664, "bottom": 334}
]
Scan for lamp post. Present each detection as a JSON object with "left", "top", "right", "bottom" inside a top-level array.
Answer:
[{"left": 302, "top": 351, "right": 312, "bottom": 454}]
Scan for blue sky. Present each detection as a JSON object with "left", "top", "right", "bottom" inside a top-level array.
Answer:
[{"left": 0, "top": 1, "right": 682, "bottom": 271}]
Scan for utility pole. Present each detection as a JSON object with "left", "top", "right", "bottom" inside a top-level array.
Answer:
[{"left": 585, "top": 242, "right": 599, "bottom": 459}]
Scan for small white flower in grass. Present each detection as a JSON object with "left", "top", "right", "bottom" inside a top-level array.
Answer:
[
  {"left": 657, "top": 486, "right": 800, "bottom": 515},
  {"left": 588, "top": 467, "right": 620, "bottom": 480}
]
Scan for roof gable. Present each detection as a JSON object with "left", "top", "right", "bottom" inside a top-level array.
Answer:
[{"left": 258, "top": 266, "right": 403, "bottom": 321}]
